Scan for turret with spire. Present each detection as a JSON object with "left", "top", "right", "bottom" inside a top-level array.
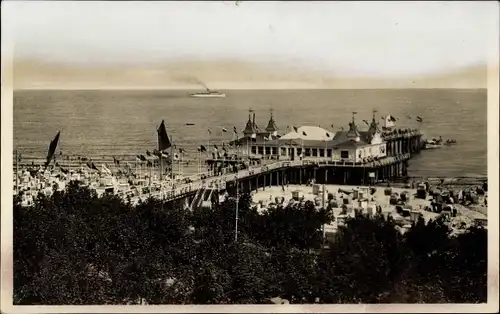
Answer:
[
  {"left": 368, "top": 109, "right": 380, "bottom": 136},
  {"left": 346, "top": 111, "right": 361, "bottom": 142},
  {"left": 243, "top": 109, "right": 258, "bottom": 136},
  {"left": 265, "top": 109, "right": 279, "bottom": 136}
]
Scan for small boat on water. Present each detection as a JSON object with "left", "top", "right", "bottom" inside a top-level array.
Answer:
[
  {"left": 424, "top": 137, "right": 457, "bottom": 149},
  {"left": 190, "top": 88, "right": 226, "bottom": 98},
  {"left": 185, "top": 123, "right": 196, "bottom": 126},
  {"left": 423, "top": 137, "right": 443, "bottom": 150}
]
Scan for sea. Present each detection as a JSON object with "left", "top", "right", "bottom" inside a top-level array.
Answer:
[{"left": 13, "top": 89, "right": 487, "bottom": 178}]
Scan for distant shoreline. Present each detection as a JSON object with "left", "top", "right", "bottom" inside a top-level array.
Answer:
[{"left": 13, "top": 88, "right": 488, "bottom": 92}]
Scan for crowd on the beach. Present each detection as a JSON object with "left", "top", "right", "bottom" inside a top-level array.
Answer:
[
  {"left": 14, "top": 155, "right": 259, "bottom": 207},
  {"left": 14, "top": 155, "right": 488, "bottom": 224},
  {"left": 14, "top": 163, "right": 196, "bottom": 206},
  {"left": 248, "top": 175, "right": 488, "bottom": 237}
]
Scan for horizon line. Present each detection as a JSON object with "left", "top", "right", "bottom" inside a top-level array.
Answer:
[{"left": 13, "top": 87, "right": 488, "bottom": 92}]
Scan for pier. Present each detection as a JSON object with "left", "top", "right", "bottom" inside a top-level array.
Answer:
[
  {"left": 129, "top": 148, "right": 417, "bottom": 208},
  {"left": 18, "top": 111, "right": 482, "bottom": 210}
]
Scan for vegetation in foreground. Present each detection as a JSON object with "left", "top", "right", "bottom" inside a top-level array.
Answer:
[{"left": 14, "top": 181, "right": 487, "bottom": 304}]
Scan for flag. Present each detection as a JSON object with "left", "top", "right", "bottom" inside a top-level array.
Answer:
[
  {"left": 86, "top": 162, "right": 99, "bottom": 171},
  {"left": 416, "top": 116, "right": 423, "bottom": 123},
  {"left": 385, "top": 115, "right": 396, "bottom": 128},
  {"left": 363, "top": 120, "right": 369, "bottom": 125},
  {"left": 157, "top": 120, "right": 172, "bottom": 151},
  {"left": 198, "top": 145, "right": 207, "bottom": 152},
  {"left": 222, "top": 128, "right": 228, "bottom": 133},
  {"left": 152, "top": 149, "right": 162, "bottom": 157},
  {"left": 146, "top": 151, "right": 152, "bottom": 157},
  {"left": 264, "top": 137, "right": 269, "bottom": 141},
  {"left": 251, "top": 133, "right": 256, "bottom": 139},
  {"left": 101, "top": 164, "right": 112, "bottom": 175},
  {"left": 58, "top": 164, "right": 69, "bottom": 174},
  {"left": 208, "top": 129, "right": 212, "bottom": 135},
  {"left": 45, "top": 131, "right": 61, "bottom": 167},
  {"left": 293, "top": 126, "right": 298, "bottom": 133},
  {"left": 302, "top": 131, "right": 307, "bottom": 136}
]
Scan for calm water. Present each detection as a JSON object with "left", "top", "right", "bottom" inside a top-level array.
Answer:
[{"left": 13, "top": 89, "right": 487, "bottom": 177}]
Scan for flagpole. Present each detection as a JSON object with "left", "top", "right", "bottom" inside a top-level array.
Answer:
[
  {"left": 300, "top": 137, "right": 304, "bottom": 185},
  {"left": 234, "top": 173, "right": 239, "bottom": 242},
  {"left": 15, "top": 149, "right": 19, "bottom": 195},
  {"left": 322, "top": 163, "right": 327, "bottom": 247},
  {"left": 158, "top": 125, "right": 162, "bottom": 183},
  {"left": 236, "top": 132, "right": 239, "bottom": 161},
  {"left": 149, "top": 160, "right": 152, "bottom": 195},
  {"left": 171, "top": 133, "right": 174, "bottom": 181},
  {"left": 237, "top": 134, "right": 240, "bottom": 162},
  {"left": 207, "top": 130, "right": 211, "bottom": 163}
]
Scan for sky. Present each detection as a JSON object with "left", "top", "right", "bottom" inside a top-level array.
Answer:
[{"left": 3, "top": 1, "right": 498, "bottom": 79}]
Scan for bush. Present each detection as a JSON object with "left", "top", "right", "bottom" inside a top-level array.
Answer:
[{"left": 13, "top": 180, "right": 488, "bottom": 304}]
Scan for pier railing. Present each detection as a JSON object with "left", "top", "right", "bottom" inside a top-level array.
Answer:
[
  {"left": 130, "top": 160, "right": 298, "bottom": 204},
  {"left": 130, "top": 155, "right": 415, "bottom": 203}
]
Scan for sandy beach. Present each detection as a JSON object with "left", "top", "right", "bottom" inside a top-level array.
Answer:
[{"left": 250, "top": 184, "right": 487, "bottom": 236}]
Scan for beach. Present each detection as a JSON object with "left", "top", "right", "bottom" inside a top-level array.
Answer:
[{"left": 250, "top": 183, "right": 488, "bottom": 236}]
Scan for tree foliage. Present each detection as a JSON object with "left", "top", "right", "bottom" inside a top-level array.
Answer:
[{"left": 13, "top": 180, "right": 487, "bottom": 304}]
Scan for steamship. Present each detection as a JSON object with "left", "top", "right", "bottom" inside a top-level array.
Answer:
[{"left": 190, "top": 88, "right": 226, "bottom": 98}]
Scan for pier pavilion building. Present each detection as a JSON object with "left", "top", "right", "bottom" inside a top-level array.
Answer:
[
  {"left": 234, "top": 112, "right": 388, "bottom": 164},
  {"left": 218, "top": 110, "right": 423, "bottom": 185}
]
